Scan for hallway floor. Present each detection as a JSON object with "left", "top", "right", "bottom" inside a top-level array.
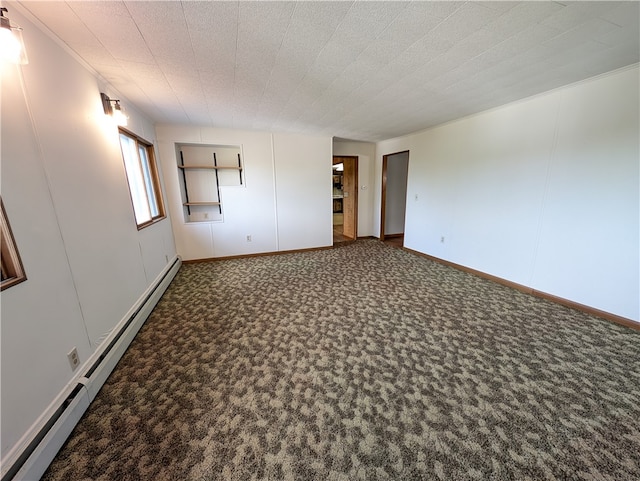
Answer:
[
  {"left": 333, "top": 224, "right": 351, "bottom": 244},
  {"left": 383, "top": 235, "right": 404, "bottom": 249}
]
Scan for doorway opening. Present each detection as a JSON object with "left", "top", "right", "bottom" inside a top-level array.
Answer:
[
  {"left": 380, "top": 151, "right": 409, "bottom": 247},
  {"left": 333, "top": 156, "right": 358, "bottom": 244}
]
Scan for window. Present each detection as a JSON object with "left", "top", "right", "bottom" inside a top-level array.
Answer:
[
  {"left": 118, "top": 129, "right": 165, "bottom": 228},
  {"left": 1, "top": 198, "right": 27, "bottom": 291}
]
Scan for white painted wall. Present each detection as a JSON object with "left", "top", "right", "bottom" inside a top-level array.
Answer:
[
  {"left": 273, "top": 133, "right": 333, "bottom": 251},
  {"left": 376, "top": 66, "right": 639, "bottom": 322},
  {"left": 332, "top": 139, "right": 376, "bottom": 237},
  {"left": 156, "top": 126, "right": 332, "bottom": 260},
  {"left": 384, "top": 151, "right": 409, "bottom": 236},
  {"left": 1, "top": 6, "right": 177, "bottom": 469}
]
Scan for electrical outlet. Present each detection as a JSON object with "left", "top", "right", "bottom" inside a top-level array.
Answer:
[
  {"left": 204, "top": 212, "right": 209, "bottom": 219},
  {"left": 440, "top": 236, "right": 445, "bottom": 243},
  {"left": 246, "top": 235, "right": 252, "bottom": 242},
  {"left": 67, "top": 347, "right": 80, "bottom": 371}
]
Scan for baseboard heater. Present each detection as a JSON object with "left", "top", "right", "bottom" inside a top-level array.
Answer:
[{"left": 2, "top": 256, "right": 182, "bottom": 481}]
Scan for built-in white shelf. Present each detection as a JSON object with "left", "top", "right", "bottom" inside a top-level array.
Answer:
[{"left": 177, "top": 144, "right": 244, "bottom": 223}]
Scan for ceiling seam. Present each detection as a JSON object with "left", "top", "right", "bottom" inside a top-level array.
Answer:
[
  {"left": 282, "top": 2, "right": 411, "bottom": 129},
  {"left": 320, "top": 2, "right": 502, "bottom": 132},
  {"left": 180, "top": 0, "right": 214, "bottom": 125},
  {"left": 232, "top": 0, "right": 240, "bottom": 128},
  {"left": 271, "top": 0, "right": 361, "bottom": 127},
  {"left": 325, "top": 2, "right": 576, "bottom": 136},
  {"left": 122, "top": 1, "right": 188, "bottom": 124},
  {"left": 250, "top": 1, "right": 298, "bottom": 130}
]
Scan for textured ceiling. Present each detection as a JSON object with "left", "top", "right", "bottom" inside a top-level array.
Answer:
[{"left": 18, "top": 1, "right": 640, "bottom": 142}]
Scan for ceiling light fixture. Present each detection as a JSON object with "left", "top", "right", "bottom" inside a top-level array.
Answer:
[
  {"left": 0, "top": 7, "right": 28, "bottom": 64},
  {"left": 100, "top": 92, "right": 128, "bottom": 126}
]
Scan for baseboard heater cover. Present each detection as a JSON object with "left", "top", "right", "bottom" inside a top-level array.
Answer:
[{"left": 2, "top": 256, "right": 181, "bottom": 481}]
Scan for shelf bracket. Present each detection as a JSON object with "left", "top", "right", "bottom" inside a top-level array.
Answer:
[
  {"left": 179, "top": 150, "right": 191, "bottom": 215},
  {"left": 213, "top": 153, "right": 222, "bottom": 214}
]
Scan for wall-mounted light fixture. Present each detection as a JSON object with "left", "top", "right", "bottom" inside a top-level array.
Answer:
[
  {"left": 0, "top": 7, "right": 28, "bottom": 64},
  {"left": 100, "top": 92, "right": 128, "bottom": 126}
]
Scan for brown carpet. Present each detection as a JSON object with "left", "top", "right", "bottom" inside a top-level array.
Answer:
[{"left": 42, "top": 240, "right": 640, "bottom": 480}]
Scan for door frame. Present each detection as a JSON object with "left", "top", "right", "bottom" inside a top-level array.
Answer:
[
  {"left": 333, "top": 156, "right": 358, "bottom": 241},
  {"left": 380, "top": 150, "right": 409, "bottom": 242}
]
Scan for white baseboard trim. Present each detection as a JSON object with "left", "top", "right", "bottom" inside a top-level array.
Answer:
[
  {"left": 10, "top": 386, "right": 90, "bottom": 481},
  {"left": 81, "top": 256, "right": 181, "bottom": 402},
  {"left": 1, "top": 256, "right": 181, "bottom": 481}
]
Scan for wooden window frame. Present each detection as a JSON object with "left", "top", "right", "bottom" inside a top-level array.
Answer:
[
  {"left": 1, "top": 198, "right": 27, "bottom": 291},
  {"left": 118, "top": 128, "right": 166, "bottom": 230}
]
